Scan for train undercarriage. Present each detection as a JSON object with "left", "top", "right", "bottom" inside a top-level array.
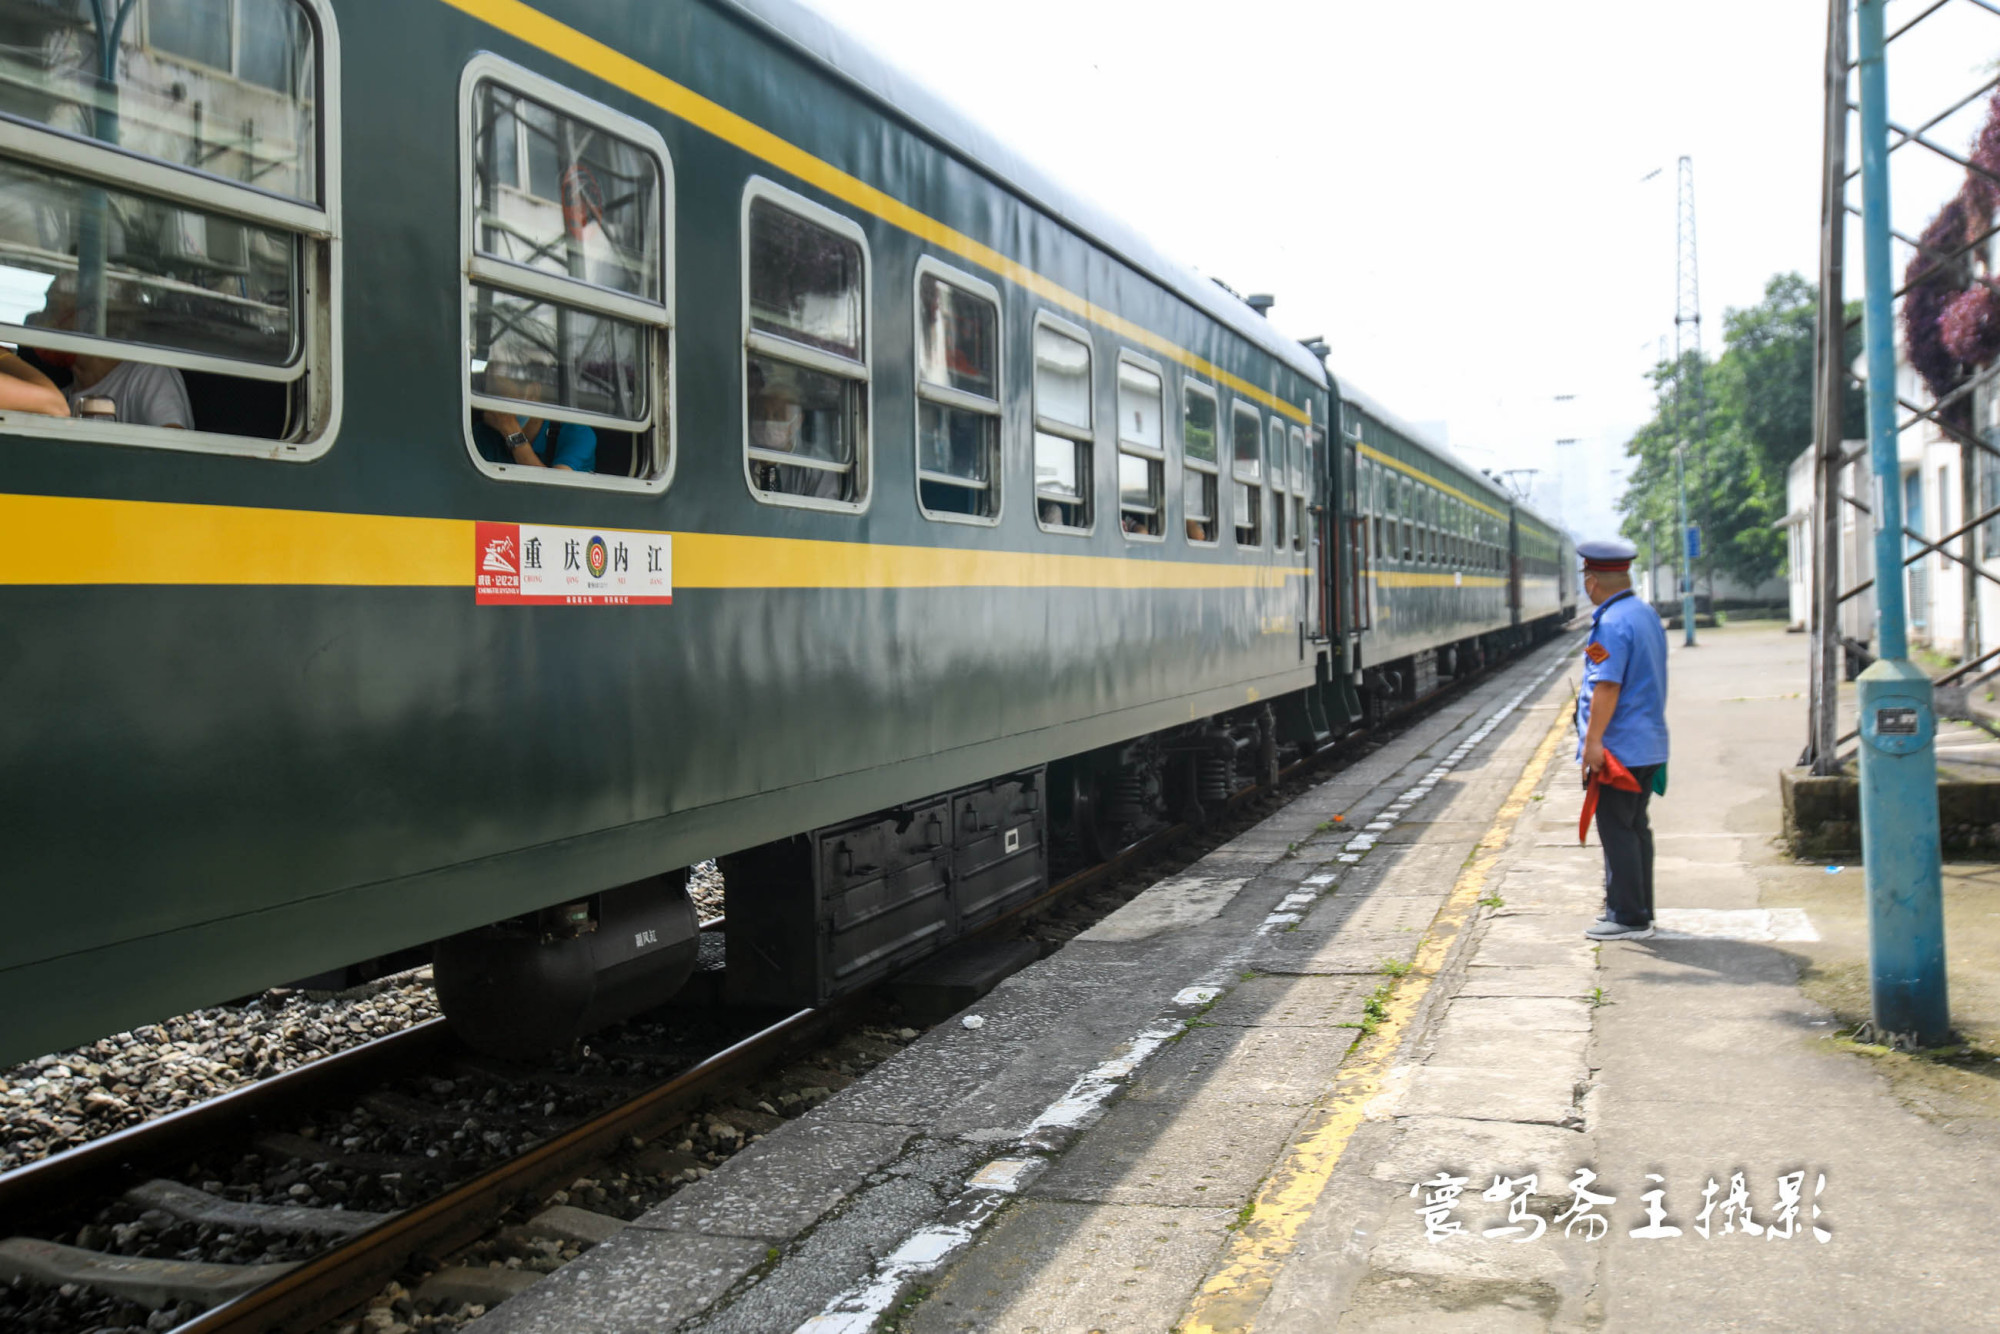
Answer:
[{"left": 424, "top": 615, "right": 1567, "bottom": 1058}]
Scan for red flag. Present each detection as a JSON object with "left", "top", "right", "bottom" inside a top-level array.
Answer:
[{"left": 1579, "top": 749, "right": 1643, "bottom": 844}]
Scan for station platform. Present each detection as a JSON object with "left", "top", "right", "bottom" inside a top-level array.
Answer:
[{"left": 470, "top": 625, "right": 2000, "bottom": 1333}]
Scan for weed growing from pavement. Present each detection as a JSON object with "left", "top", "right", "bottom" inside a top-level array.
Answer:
[
  {"left": 880, "top": 1284, "right": 933, "bottom": 1332},
  {"left": 1478, "top": 894, "right": 1504, "bottom": 908},
  {"left": 1379, "top": 957, "right": 1412, "bottom": 977},
  {"left": 1589, "top": 986, "right": 1608, "bottom": 1008},
  {"left": 1229, "top": 1198, "right": 1258, "bottom": 1230},
  {"left": 1360, "top": 982, "right": 1395, "bottom": 1034}
]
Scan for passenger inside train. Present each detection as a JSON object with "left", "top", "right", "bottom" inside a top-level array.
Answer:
[
  {"left": 0, "top": 346, "right": 67, "bottom": 417},
  {"left": 748, "top": 357, "right": 849, "bottom": 500},
  {"left": 16, "top": 279, "right": 193, "bottom": 427},
  {"left": 472, "top": 361, "right": 597, "bottom": 473}
]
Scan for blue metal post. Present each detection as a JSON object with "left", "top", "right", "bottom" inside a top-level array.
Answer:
[
  {"left": 1675, "top": 446, "right": 1696, "bottom": 645},
  {"left": 1856, "top": 0, "right": 1950, "bottom": 1046}
]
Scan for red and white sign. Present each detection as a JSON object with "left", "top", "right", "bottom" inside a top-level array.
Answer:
[{"left": 474, "top": 521, "right": 672, "bottom": 605}]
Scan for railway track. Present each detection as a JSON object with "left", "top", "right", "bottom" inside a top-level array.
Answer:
[{"left": 0, "top": 651, "right": 1540, "bottom": 1334}]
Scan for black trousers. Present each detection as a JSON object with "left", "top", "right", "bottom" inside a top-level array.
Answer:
[{"left": 1596, "top": 765, "right": 1659, "bottom": 926}]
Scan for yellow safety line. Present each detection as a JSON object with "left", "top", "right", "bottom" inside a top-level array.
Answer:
[
  {"left": 440, "top": 0, "right": 1311, "bottom": 425},
  {"left": 1356, "top": 443, "right": 1507, "bottom": 522},
  {"left": 1179, "top": 688, "right": 1571, "bottom": 1334}
]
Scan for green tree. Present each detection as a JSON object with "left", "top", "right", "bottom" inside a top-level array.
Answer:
[{"left": 1618, "top": 273, "right": 1863, "bottom": 591}]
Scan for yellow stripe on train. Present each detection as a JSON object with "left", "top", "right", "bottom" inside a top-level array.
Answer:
[{"left": 0, "top": 493, "right": 1307, "bottom": 591}]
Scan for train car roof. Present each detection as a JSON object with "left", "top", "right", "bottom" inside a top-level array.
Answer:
[
  {"left": 720, "top": 0, "right": 1329, "bottom": 387},
  {"left": 1338, "top": 380, "right": 1572, "bottom": 538}
]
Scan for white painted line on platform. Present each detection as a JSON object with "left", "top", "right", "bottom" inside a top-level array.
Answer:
[
  {"left": 1652, "top": 908, "right": 1819, "bottom": 942},
  {"left": 1023, "top": 1026, "right": 1183, "bottom": 1133},
  {"left": 965, "top": 1157, "right": 1038, "bottom": 1192}
]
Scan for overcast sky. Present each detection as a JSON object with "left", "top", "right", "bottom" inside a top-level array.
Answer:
[{"left": 801, "top": 0, "right": 1995, "bottom": 537}]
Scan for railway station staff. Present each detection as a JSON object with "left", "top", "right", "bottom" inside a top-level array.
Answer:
[{"left": 1575, "top": 537, "right": 1670, "bottom": 942}]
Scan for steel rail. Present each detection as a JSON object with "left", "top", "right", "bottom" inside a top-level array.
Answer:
[
  {"left": 0, "top": 1019, "right": 456, "bottom": 1231},
  {"left": 165, "top": 1003, "right": 849, "bottom": 1334}
]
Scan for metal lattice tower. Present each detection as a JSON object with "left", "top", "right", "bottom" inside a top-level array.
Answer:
[{"left": 1672, "top": 156, "right": 1704, "bottom": 643}]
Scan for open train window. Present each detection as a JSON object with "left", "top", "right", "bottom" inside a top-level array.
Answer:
[
  {"left": 1032, "top": 314, "right": 1093, "bottom": 533},
  {"left": 1292, "top": 426, "right": 1311, "bottom": 555},
  {"left": 1116, "top": 353, "right": 1166, "bottom": 539},
  {"left": 462, "top": 57, "right": 672, "bottom": 491},
  {"left": 743, "top": 179, "right": 869, "bottom": 510},
  {"left": 1232, "top": 403, "right": 1263, "bottom": 548},
  {"left": 914, "top": 258, "right": 999, "bottom": 523},
  {"left": 1268, "top": 417, "right": 1288, "bottom": 550},
  {"left": 1182, "top": 380, "right": 1220, "bottom": 545},
  {"left": 0, "top": 0, "right": 339, "bottom": 458}
]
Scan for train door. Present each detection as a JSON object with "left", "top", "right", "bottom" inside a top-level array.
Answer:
[
  {"left": 1302, "top": 423, "right": 1326, "bottom": 640},
  {"left": 1340, "top": 431, "right": 1367, "bottom": 636},
  {"left": 1507, "top": 513, "right": 1523, "bottom": 625}
]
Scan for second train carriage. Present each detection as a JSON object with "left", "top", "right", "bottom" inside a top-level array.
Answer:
[
  {"left": 0, "top": 0, "right": 1573, "bottom": 1066},
  {"left": 1332, "top": 387, "right": 1576, "bottom": 707}
]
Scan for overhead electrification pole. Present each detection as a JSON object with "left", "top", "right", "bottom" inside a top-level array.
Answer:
[
  {"left": 1674, "top": 157, "right": 1705, "bottom": 646},
  {"left": 1856, "top": 0, "right": 1950, "bottom": 1047}
]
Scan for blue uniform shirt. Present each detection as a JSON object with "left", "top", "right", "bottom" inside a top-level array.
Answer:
[
  {"left": 1576, "top": 588, "right": 1670, "bottom": 767},
  {"left": 473, "top": 417, "right": 597, "bottom": 473}
]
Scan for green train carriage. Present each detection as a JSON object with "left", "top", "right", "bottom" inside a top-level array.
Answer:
[
  {"left": 0, "top": 0, "right": 1567, "bottom": 1066},
  {"left": 1331, "top": 385, "right": 1574, "bottom": 706}
]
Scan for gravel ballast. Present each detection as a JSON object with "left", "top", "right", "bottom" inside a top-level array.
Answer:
[{"left": 0, "top": 973, "right": 442, "bottom": 1174}]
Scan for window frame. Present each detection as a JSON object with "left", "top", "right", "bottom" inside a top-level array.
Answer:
[
  {"left": 459, "top": 54, "right": 675, "bottom": 493},
  {"left": 1115, "top": 349, "right": 1168, "bottom": 544},
  {"left": 1268, "top": 416, "right": 1289, "bottom": 551},
  {"left": 1031, "top": 310, "right": 1096, "bottom": 536},
  {"left": 739, "top": 176, "right": 872, "bottom": 514},
  {"left": 1291, "top": 424, "right": 1310, "bottom": 555},
  {"left": 911, "top": 255, "right": 1003, "bottom": 527},
  {"left": 0, "top": 0, "right": 343, "bottom": 461},
  {"left": 1181, "top": 377, "right": 1221, "bottom": 547},
  {"left": 1231, "top": 400, "right": 1264, "bottom": 549}
]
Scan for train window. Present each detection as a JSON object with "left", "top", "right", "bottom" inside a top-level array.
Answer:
[
  {"left": 1182, "top": 381, "right": 1220, "bottom": 544},
  {"left": 1033, "top": 315, "right": 1093, "bottom": 532},
  {"left": 464, "top": 59, "right": 672, "bottom": 490},
  {"left": 0, "top": 0, "right": 338, "bottom": 457},
  {"left": 1116, "top": 355, "right": 1166, "bottom": 539},
  {"left": 1400, "top": 478, "right": 1414, "bottom": 562},
  {"left": 1291, "top": 426, "right": 1310, "bottom": 555},
  {"left": 1232, "top": 403, "right": 1263, "bottom": 547},
  {"left": 743, "top": 180, "right": 869, "bottom": 509},
  {"left": 914, "top": 259, "right": 1001, "bottom": 523},
  {"left": 1268, "top": 418, "right": 1289, "bottom": 549}
]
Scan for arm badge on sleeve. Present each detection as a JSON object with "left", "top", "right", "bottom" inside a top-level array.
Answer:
[{"left": 1585, "top": 642, "right": 1610, "bottom": 665}]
